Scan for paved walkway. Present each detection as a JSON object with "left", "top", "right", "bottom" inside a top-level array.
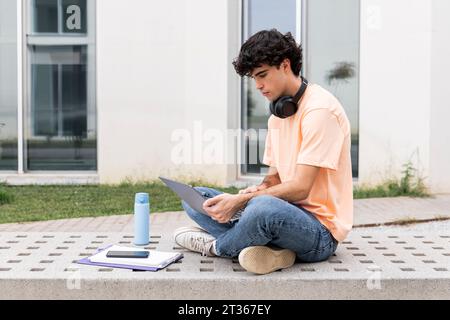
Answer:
[{"left": 1, "top": 194, "right": 449, "bottom": 299}]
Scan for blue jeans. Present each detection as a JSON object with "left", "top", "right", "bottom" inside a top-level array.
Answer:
[{"left": 182, "top": 187, "right": 339, "bottom": 262}]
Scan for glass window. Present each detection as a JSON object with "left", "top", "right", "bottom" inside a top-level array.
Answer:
[
  {"left": 26, "top": 1, "right": 96, "bottom": 171},
  {"left": 31, "top": 46, "right": 87, "bottom": 136},
  {"left": 241, "top": 0, "right": 297, "bottom": 176},
  {"left": 32, "top": 63, "right": 58, "bottom": 136},
  {"left": 305, "top": 0, "right": 360, "bottom": 177},
  {"left": 33, "top": 0, "right": 58, "bottom": 33},
  {"left": 0, "top": 0, "right": 18, "bottom": 170},
  {"left": 33, "top": 0, "right": 87, "bottom": 34}
]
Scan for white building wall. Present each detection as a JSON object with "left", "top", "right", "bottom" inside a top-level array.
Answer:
[
  {"left": 97, "top": 0, "right": 237, "bottom": 185},
  {"left": 429, "top": 0, "right": 450, "bottom": 193},
  {"left": 359, "top": 0, "right": 433, "bottom": 189}
]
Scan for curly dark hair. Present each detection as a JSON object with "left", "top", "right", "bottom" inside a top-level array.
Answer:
[{"left": 232, "top": 29, "right": 303, "bottom": 77}]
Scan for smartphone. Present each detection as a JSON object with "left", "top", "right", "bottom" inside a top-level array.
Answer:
[{"left": 106, "top": 250, "right": 149, "bottom": 258}]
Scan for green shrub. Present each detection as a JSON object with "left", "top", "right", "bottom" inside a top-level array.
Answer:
[{"left": 354, "top": 161, "right": 429, "bottom": 199}]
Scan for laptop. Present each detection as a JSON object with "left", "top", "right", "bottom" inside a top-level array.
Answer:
[
  {"left": 159, "top": 177, "right": 209, "bottom": 215},
  {"left": 159, "top": 177, "right": 244, "bottom": 221}
]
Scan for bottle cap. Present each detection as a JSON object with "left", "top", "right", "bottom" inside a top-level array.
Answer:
[{"left": 135, "top": 193, "right": 149, "bottom": 204}]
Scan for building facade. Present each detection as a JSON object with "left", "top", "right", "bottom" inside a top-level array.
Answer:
[{"left": 1, "top": 0, "right": 449, "bottom": 193}]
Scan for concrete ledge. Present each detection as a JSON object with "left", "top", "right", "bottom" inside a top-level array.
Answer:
[
  {"left": 2, "top": 278, "right": 450, "bottom": 300},
  {"left": 0, "top": 173, "right": 99, "bottom": 185},
  {"left": 1, "top": 229, "right": 449, "bottom": 299}
]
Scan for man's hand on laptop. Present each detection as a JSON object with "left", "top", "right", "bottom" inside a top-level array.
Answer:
[{"left": 203, "top": 193, "right": 247, "bottom": 223}]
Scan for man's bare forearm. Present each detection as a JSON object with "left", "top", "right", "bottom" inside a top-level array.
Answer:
[{"left": 241, "top": 180, "right": 308, "bottom": 204}]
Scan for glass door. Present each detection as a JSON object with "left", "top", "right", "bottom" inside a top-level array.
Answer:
[
  {"left": 241, "top": 0, "right": 298, "bottom": 176},
  {"left": 304, "top": 0, "right": 360, "bottom": 177}
]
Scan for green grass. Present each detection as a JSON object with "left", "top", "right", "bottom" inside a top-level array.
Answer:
[
  {"left": 0, "top": 161, "right": 430, "bottom": 224},
  {"left": 354, "top": 180, "right": 429, "bottom": 199},
  {"left": 0, "top": 188, "right": 14, "bottom": 206},
  {"left": 0, "top": 181, "right": 239, "bottom": 224}
]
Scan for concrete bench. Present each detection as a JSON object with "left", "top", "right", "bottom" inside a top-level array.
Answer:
[{"left": 1, "top": 225, "right": 449, "bottom": 299}]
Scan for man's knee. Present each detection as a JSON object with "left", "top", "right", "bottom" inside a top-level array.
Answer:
[{"left": 242, "top": 195, "right": 278, "bottom": 222}]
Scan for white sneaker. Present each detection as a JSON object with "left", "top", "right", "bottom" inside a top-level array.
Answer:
[
  {"left": 173, "top": 226, "right": 216, "bottom": 257},
  {"left": 238, "top": 246, "right": 296, "bottom": 275}
]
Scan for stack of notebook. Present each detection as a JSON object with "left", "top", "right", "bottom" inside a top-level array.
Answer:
[{"left": 77, "top": 245, "right": 184, "bottom": 271}]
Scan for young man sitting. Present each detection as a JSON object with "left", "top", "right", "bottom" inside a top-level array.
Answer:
[{"left": 173, "top": 29, "right": 353, "bottom": 275}]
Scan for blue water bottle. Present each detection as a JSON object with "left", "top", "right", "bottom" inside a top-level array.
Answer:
[{"left": 134, "top": 193, "right": 150, "bottom": 246}]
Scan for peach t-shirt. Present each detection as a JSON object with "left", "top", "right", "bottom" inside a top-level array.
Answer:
[{"left": 262, "top": 84, "right": 353, "bottom": 242}]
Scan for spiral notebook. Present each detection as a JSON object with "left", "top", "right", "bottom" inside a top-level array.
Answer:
[{"left": 76, "top": 245, "right": 183, "bottom": 271}]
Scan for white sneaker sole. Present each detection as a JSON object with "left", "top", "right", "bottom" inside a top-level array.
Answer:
[{"left": 238, "top": 246, "right": 296, "bottom": 275}]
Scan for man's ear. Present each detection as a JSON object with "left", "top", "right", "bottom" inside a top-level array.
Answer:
[{"left": 282, "top": 58, "right": 291, "bottom": 72}]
